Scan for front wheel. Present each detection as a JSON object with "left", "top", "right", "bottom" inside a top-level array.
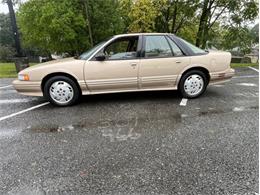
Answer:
[
  {"left": 43, "top": 76, "right": 80, "bottom": 106},
  {"left": 179, "top": 70, "right": 208, "bottom": 98}
]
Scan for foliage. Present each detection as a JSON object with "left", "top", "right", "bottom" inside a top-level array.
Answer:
[
  {"left": 17, "top": 0, "right": 124, "bottom": 55},
  {"left": 0, "top": 13, "right": 14, "bottom": 47},
  {"left": 0, "top": 45, "right": 15, "bottom": 62},
  {"left": 18, "top": 0, "right": 88, "bottom": 55},
  {"left": 195, "top": 0, "right": 259, "bottom": 48},
  {"left": 87, "top": 0, "right": 125, "bottom": 44},
  {"left": 154, "top": 0, "right": 199, "bottom": 36},
  {"left": 251, "top": 23, "right": 259, "bottom": 43},
  {"left": 127, "top": 0, "right": 158, "bottom": 32},
  {"left": 222, "top": 26, "right": 255, "bottom": 54},
  {"left": 12, "top": 0, "right": 259, "bottom": 55}
]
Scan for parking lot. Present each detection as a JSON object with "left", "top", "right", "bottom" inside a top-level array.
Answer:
[{"left": 0, "top": 67, "right": 258, "bottom": 194}]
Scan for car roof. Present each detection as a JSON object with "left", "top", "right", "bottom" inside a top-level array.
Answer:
[{"left": 114, "top": 33, "right": 173, "bottom": 38}]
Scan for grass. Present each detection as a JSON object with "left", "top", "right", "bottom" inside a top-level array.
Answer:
[
  {"left": 0, "top": 63, "right": 19, "bottom": 78},
  {"left": 0, "top": 62, "right": 258, "bottom": 78},
  {"left": 231, "top": 63, "right": 258, "bottom": 68},
  {"left": 0, "top": 62, "right": 37, "bottom": 78}
]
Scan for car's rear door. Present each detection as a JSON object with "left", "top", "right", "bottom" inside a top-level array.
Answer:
[
  {"left": 84, "top": 35, "right": 141, "bottom": 93},
  {"left": 139, "top": 35, "right": 190, "bottom": 89}
]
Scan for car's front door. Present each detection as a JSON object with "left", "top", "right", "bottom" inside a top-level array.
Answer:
[
  {"left": 139, "top": 35, "right": 190, "bottom": 89},
  {"left": 84, "top": 36, "right": 141, "bottom": 93}
]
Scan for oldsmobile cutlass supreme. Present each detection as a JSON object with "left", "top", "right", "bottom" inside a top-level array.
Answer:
[{"left": 13, "top": 33, "right": 235, "bottom": 106}]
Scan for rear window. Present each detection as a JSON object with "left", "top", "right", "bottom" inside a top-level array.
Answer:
[{"left": 179, "top": 38, "right": 207, "bottom": 55}]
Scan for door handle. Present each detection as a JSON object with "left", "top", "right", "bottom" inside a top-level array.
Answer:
[
  {"left": 176, "top": 61, "right": 181, "bottom": 63},
  {"left": 131, "top": 63, "right": 137, "bottom": 68}
]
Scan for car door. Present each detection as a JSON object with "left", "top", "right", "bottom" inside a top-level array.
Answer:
[
  {"left": 139, "top": 35, "right": 190, "bottom": 89},
  {"left": 84, "top": 35, "right": 141, "bottom": 93}
]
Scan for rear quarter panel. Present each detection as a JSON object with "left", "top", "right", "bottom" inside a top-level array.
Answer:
[{"left": 189, "top": 51, "right": 232, "bottom": 73}]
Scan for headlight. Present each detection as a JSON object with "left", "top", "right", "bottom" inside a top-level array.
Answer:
[{"left": 18, "top": 74, "right": 30, "bottom": 81}]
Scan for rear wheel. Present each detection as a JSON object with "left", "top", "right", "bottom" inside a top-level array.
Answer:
[
  {"left": 179, "top": 70, "right": 208, "bottom": 98},
  {"left": 43, "top": 76, "right": 80, "bottom": 106}
]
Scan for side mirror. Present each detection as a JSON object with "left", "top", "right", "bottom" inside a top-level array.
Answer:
[{"left": 95, "top": 54, "right": 106, "bottom": 61}]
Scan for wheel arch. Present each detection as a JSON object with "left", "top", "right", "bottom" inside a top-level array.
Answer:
[
  {"left": 41, "top": 72, "right": 82, "bottom": 95},
  {"left": 177, "top": 66, "right": 210, "bottom": 88}
]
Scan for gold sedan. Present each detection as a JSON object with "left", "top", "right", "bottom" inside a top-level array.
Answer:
[{"left": 13, "top": 33, "right": 235, "bottom": 106}]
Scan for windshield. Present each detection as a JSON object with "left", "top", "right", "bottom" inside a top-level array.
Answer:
[{"left": 79, "top": 41, "right": 106, "bottom": 60}]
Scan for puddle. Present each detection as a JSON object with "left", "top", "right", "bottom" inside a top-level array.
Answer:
[
  {"left": 199, "top": 109, "right": 224, "bottom": 116},
  {"left": 197, "top": 105, "right": 258, "bottom": 116},
  {"left": 23, "top": 112, "right": 182, "bottom": 142},
  {"left": 25, "top": 125, "right": 65, "bottom": 133}
]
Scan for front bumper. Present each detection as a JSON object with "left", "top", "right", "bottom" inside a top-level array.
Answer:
[
  {"left": 12, "top": 80, "right": 43, "bottom": 96},
  {"left": 209, "top": 68, "right": 235, "bottom": 85}
]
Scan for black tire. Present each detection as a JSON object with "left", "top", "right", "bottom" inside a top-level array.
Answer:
[
  {"left": 178, "top": 70, "right": 208, "bottom": 98},
  {"left": 43, "top": 76, "right": 80, "bottom": 106}
]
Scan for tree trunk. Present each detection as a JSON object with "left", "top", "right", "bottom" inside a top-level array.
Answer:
[
  {"left": 6, "top": 0, "right": 22, "bottom": 56},
  {"left": 83, "top": 0, "right": 94, "bottom": 47},
  {"left": 201, "top": 27, "right": 209, "bottom": 48},
  {"left": 195, "top": 0, "right": 210, "bottom": 47},
  {"left": 171, "top": 0, "right": 178, "bottom": 33}
]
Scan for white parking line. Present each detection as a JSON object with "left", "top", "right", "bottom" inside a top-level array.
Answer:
[
  {"left": 249, "top": 66, "right": 259, "bottom": 73},
  {"left": 180, "top": 98, "right": 188, "bottom": 106},
  {"left": 0, "top": 102, "right": 50, "bottom": 122},
  {"left": 0, "top": 99, "right": 37, "bottom": 104},
  {"left": 0, "top": 85, "right": 12, "bottom": 89}
]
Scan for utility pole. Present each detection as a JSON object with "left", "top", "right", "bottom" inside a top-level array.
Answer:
[
  {"left": 6, "top": 0, "right": 22, "bottom": 56},
  {"left": 5, "top": 0, "right": 29, "bottom": 72}
]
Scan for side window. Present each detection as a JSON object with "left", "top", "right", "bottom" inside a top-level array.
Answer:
[
  {"left": 103, "top": 36, "right": 138, "bottom": 60},
  {"left": 166, "top": 36, "right": 184, "bottom": 56},
  {"left": 145, "top": 36, "right": 172, "bottom": 58}
]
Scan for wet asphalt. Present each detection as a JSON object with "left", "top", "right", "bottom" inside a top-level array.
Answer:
[{"left": 0, "top": 67, "right": 258, "bottom": 195}]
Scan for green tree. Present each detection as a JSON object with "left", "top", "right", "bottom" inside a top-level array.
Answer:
[
  {"left": 154, "top": 0, "right": 199, "bottom": 35},
  {"left": 196, "top": 0, "right": 258, "bottom": 48},
  {"left": 0, "top": 13, "right": 14, "bottom": 47},
  {"left": 251, "top": 23, "right": 259, "bottom": 44},
  {"left": 18, "top": 0, "right": 124, "bottom": 55},
  {"left": 127, "top": 0, "right": 158, "bottom": 32},
  {"left": 18, "top": 0, "right": 89, "bottom": 55},
  {"left": 221, "top": 26, "right": 257, "bottom": 54},
  {"left": 87, "top": 0, "right": 124, "bottom": 44}
]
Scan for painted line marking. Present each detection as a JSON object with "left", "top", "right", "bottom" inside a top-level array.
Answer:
[
  {"left": 0, "top": 85, "right": 12, "bottom": 89},
  {"left": 180, "top": 98, "right": 188, "bottom": 106},
  {"left": 249, "top": 66, "right": 259, "bottom": 73},
  {"left": 0, "top": 99, "right": 37, "bottom": 104},
  {"left": 0, "top": 102, "right": 50, "bottom": 122}
]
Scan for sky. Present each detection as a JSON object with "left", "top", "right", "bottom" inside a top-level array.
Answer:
[
  {"left": 0, "top": 1, "right": 26, "bottom": 14},
  {"left": 0, "top": 3, "right": 10, "bottom": 14}
]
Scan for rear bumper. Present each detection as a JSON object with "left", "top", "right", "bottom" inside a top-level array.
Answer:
[
  {"left": 209, "top": 68, "right": 235, "bottom": 85},
  {"left": 12, "top": 80, "right": 43, "bottom": 96}
]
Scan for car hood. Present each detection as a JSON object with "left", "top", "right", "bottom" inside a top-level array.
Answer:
[{"left": 26, "top": 57, "right": 77, "bottom": 70}]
